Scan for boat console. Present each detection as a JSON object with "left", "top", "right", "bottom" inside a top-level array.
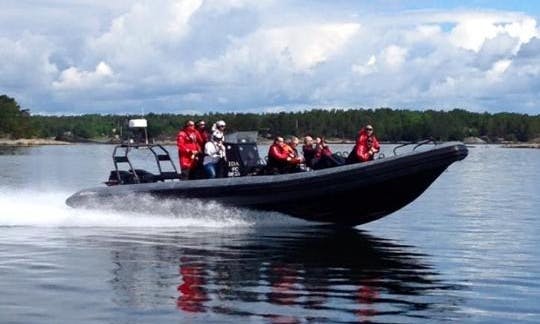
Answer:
[{"left": 224, "top": 131, "right": 266, "bottom": 177}]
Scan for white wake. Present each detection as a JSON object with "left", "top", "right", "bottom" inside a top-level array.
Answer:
[{"left": 0, "top": 187, "right": 304, "bottom": 228}]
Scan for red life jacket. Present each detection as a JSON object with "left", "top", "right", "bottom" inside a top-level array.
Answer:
[
  {"left": 195, "top": 128, "right": 209, "bottom": 148},
  {"left": 268, "top": 143, "right": 290, "bottom": 162},
  {"left": 176, "top": 127, "right": 201, "bottom": 170},
  {"left": 354, "top": 128, "right": 380, "bottom": 162}
]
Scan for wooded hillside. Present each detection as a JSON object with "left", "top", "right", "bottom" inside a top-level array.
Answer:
[{"left": 2, "top": 95, "right": 539, "bottom": 142}]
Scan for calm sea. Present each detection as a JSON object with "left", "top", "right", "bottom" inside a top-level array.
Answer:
[{"left": 0, "top": 144, "right": 539, "bottom": 323}]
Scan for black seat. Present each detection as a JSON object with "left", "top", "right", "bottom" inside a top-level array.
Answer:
[{"left": 156, "top": 171, "right": 181, "bottom": 181}]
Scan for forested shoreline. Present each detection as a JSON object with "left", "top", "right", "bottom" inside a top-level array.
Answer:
[{"left": 1, "top": 94, "right": 540, "bottom": 143}]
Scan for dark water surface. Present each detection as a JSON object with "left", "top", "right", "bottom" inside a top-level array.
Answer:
[{"left": 1, "top": 144, "right": 539, "bottom": 323}]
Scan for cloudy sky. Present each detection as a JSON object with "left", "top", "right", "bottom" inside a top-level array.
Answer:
[{"left": 1, "top": 0, "right": 540, "bottom": 115}]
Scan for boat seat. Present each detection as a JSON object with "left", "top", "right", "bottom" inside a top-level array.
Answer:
[
  {"left": 132, "top": 169, "right": 156, "bottom": 183},
  {"left": 156, "top": 171, "right": 181, "bottom": 181},
  {"left": 108, "top": 169, "right": 155, "bottom": 184},
  {"left": 157, "top": 154, "right": 172, "bottom": 161},
  {"left": 114, "top": 156, "right": 130, "bottom": 163}
]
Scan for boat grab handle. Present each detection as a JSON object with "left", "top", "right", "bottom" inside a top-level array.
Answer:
[{"left": 393, "top": 137, "right": 437, "bottom": 156}]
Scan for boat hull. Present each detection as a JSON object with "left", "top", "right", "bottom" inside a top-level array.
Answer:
[{"left": 66, "top": 142, "right": 468, "bottom": 226}]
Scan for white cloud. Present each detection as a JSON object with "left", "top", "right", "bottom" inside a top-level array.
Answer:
[
  {"left": 381, "top": 45, "right": 408, "bottom": 68},
  {"left": 168, "top": 0, "right": 204, "bottom": 34},
  {"left": 486, "top": 59, "right": 512, "bottom": 81},
  {"left": 505, "top": 17, "right": 538, "bottom": 45},
  {"left": 195, "top": 22, "right": 360, "bottom": 77},
  {"left": 1, "top": 1, "right": 540, "bottom": 114},
  {"left": 87, "top": 0, "right": 203, "bottom": 79},
  {"left": 53, "top": 61, "right": 114, "bottom": 90},
  {"left": 0, "top": 34, "right": 58, "bottom": 87},
  {"left": 450, "top": 17, "right": 500, "bottom": 52},
  {"left": 449, "top": 13, "right": 538, "bottom": 52},
  {"left": 352, "top": 55, "right": 377, "bottom": 76},
  {"left": 203, "top": 0, "right": 272, "bottom": 13}
]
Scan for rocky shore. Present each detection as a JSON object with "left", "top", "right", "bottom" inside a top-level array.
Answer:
[
  {"left": 463, "top": 136, "right": 540, "bottom": 148},
  {"left": 503, "top": 143, "right": 540, "bottom": 149},
  {"left": 503, "top": 137, "right": 540, "bottom": 149},
  {"left": 0, "top": 138, "right": 71, "bottom": 146},
  {"left": 2, "top": 136, "right": 539, "bottom": 148}
]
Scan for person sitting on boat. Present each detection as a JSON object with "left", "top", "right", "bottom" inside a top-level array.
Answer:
[
  {"left": 176, "top": 120, "right": 201, "bottom": 179},
  {"left": 302, "top": 136, "right": 316, "bottom": 168},
  {"left": 267, "top": 136, "right": 302, "bottom": 174},
  {"left": 287, "top": 136, "right": 304, "bottom": 162},
  {"left": 211, "top": 120, "right": 226, "bottom": 139},
  {"left": 312, "top": 137, "right": 344, "bottom": 169},
  {"left": 347, "top": 124, "right": 380, "bottom": 163},
  {"left": 195, "top": 119, "right": 209, "bottom": 148},
  {"left": 203, "top": 131, "right": 227, "bottom": 179}
]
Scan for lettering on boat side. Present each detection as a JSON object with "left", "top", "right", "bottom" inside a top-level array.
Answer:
[{"left": 228, "top": 161, "right": 241, "bottom": 177}]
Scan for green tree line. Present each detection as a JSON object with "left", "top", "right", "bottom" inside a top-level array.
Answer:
[{"left": 2, "top": 94, "right": 540, "bottom": 142}]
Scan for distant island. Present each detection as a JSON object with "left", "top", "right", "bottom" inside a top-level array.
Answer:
[{"left": 1, "top": 94, "right": 539, "bottom": 146}]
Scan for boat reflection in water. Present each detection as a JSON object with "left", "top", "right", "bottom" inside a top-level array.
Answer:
[{"left": 108, "top": 226, "right": 463, "bottom": 322}]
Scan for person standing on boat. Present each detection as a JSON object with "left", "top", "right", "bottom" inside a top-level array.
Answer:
[
  {"left": 176, "top": 120, "right": 201, "bottom": 179},
  {"left": 195, "top": 120, "right": 209, "bottom": 148},
  {"left": 211, "top": 120, "right": 226, "bottom": 139},
  {"left": 203, "top": 131, "right": 227, "bottom": 178},
  {"left": 347, "top": 124, "right": 380, "bottom": 163}
]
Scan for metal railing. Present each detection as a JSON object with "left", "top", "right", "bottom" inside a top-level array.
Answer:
[{"left": 393, "top": 137, "right": 438, "bottom": 156}]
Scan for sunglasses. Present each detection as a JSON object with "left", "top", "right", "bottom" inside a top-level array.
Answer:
[{"left": 366, "top": 128, "right": 373, "bottom": 131}]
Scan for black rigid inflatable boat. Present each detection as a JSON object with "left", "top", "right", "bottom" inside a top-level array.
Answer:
[{"left": 66, "top": 134, "right": 467, "bottom": 226}]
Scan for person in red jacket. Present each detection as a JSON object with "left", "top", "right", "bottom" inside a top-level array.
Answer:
[
  {"left": 176, "top": 120, "right": 201, "bottom": 179},
  {"left": 348, "top": 124, "right": 380, "bottom": 163},
  {"left": 195, "top": 120, "right": 209, "bottom": 148},
  {"left": 267, "top": 136, "right": 302, "bottom": 173},
  {"left": 312, "top": 137, "right": 343, "bottom": 169},
  {"left": 286, "top": 136, "right": 303, "bottom": 163}
]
